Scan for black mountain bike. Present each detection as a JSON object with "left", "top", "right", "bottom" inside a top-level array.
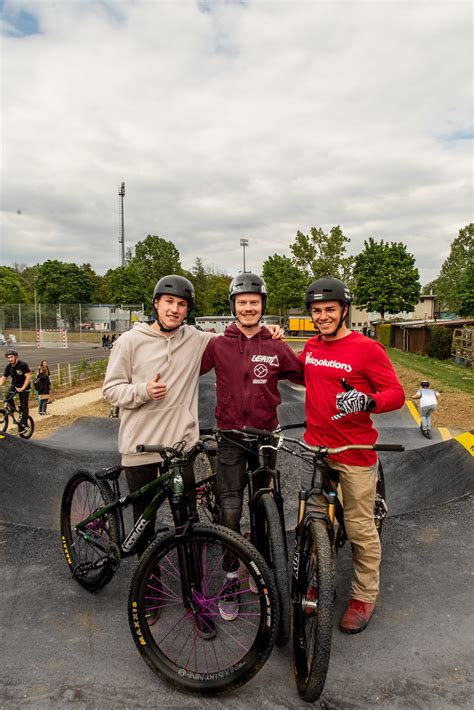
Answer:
[
  {"left": 240, "top": 427, "right": 402, "bottom": 703},
  {"left": 60, "top": 437, "right": 278, "bottom": 694},
  {"left": 196, "top": 426, "right": 297, "bottom": 647},
  {"left": 0, "top": 394, "right": 34, "bottom": 439}
]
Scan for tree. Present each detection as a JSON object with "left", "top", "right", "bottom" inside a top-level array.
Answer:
[
  {"left": 205, "top": 274, "right": 231, "bottom": 315},
  {"left": 290, "top": 226, "right": 354, "bottom": 282},
  {"left": 0, "top": 266, "right": 30, "bottom": 303},
  {"left": 429, "top": 224, "right": 473, "bottom": 313},
  {"left": 188, "top": 258, "right": 208, "bottom": 318},
  {"left": 262, "top": 254, "right": 306, "bottom": 315},
  {"left": 352, "top": 239, "right": 421, "bottom": 319},
  {"left": 132, "top": 235, "right": 182, "bottom": 286},
  {"left": 34, "top": 261, "right": 96, "bottom": 303},
  {"left": 457, "top": 260, "right": 474, "bottom": 316},
  {"left": 105, "top": 265, "right": 148, "bottom": 305}
]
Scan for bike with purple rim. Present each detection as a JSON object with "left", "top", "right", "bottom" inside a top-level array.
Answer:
[{"left": 60, "top": 437, "right": 278, "bottom": 693}]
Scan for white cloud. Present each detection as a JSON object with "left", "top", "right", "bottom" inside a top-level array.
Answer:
[{"left": 1, "top": 0, "right": 472, "bottom": 286}]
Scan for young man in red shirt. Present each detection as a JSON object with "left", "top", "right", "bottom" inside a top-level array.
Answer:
[
  {"left": 200, "top": 272, "right": 304, "bottom": 620},
  {"left": 300, "top": 277, "right": 405, "bottom": 633}
]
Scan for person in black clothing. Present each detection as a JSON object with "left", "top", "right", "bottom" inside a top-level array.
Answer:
[
  {"left": 34, "top": 360, "right": 51, "bottom": 415},
  {"left": 0, "top": 350, "right": 31, "bottom": 432}
]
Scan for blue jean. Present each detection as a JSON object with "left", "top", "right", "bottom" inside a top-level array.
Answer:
[{"left": 420, "top": 405, "right": 436, "bottom": 431}]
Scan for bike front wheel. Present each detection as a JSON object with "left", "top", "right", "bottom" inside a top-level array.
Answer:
[
  {"left": 374, "top": 460, "right": 387, "bottom": 540},
  {"left": 128, "top": 522, "right": 278, "bottom": 694},
  {"left": 255, "top": 492, "right": 290, "bottom": 646},
  {"left": 293, "top": 519, "right": 335, "bottom": 703},
  {"left": 60, "top": 470, "right": 120, "bottom": 592}
]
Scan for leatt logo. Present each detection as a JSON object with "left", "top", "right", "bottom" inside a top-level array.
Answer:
[
  {"left": 251, "top": 354, "right": 280, "bottom": 367},
  {"left": 305, "top": 353, "right": 352, "bottom": 373}
]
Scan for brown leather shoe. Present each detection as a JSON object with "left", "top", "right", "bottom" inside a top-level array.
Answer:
[{"left": 340, "top": 598, "right": 375, "bottom": 634}]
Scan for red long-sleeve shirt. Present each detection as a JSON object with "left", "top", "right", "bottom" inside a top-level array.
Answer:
[{"left": 299, "top": 331, "right": 405, "bottom": 466}]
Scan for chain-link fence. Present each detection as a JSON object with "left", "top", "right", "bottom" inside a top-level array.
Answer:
[{"left": 0, "top": 303, "right": 146, "bottom": 344}]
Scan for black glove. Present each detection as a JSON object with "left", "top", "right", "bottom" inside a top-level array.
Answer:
[{"left": 332, "top": 379, "right": 376, "bottom": 420}]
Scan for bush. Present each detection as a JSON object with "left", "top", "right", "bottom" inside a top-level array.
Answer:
[
  {"left": 378, "top": 324, "right": 393, "bottom": 347},
  {"left": 427, "top": 326, "right": 452, "bottom": 360}
]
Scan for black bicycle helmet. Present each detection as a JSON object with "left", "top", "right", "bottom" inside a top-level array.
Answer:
[
  {"left": 4, "top": 350, "right": 18, "bottom": 358},
  {"left": 153, "top": 275, "right": 195, "bottom": 309},
  {"left": 420, "top": 381, "right": 430, "bottom": 388},
  {"left": 229, "top": 272, "right": 267, "bottom": 316},
  {"left": 305, "top": 277, "right": 352, "bottom": 310}
]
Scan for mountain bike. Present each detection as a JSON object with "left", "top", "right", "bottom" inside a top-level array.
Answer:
[
  {"left": 196, "top": 425, "right": 299, "bottom": 646},
  {"left": 240, "top": 426, "right": 403, "bottom": 702},
  {"left": 60, "top": 437, "right": 278, "bottom": 694},
  {"left": 0, "top": 394, "right": 34, "bottom": 439}
]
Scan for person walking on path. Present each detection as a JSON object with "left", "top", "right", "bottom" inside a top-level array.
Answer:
[
  {"left": 34, "top": 360, "right": 51, "bottom": 415},
  {"left": 412, "top": 381, "right": 440, "bottom": 438},
  {"left": 299, "top": 277, "right": 405, "bottom": 635},
  {"left": 0, "top": 350, "right": 32, "bottom": 433},
  {"left": 200, "top": 272, "right": 304, "bottom": 621}
]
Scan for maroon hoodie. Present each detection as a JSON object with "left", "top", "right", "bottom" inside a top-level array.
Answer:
[{"left": 200, "top": 324, "right": 304, "bottom": 430}]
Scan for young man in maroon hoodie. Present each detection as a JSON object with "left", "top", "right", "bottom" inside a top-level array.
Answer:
[
  {"left": 300, "top": 277, "right": 405, "bottom": 634},
  {"left": 200, "top": 272, "right": 304, "bottom": 620}
]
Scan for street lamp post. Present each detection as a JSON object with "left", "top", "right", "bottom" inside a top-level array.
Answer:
[{"left": 240, "top": 238, "right": 249, "bottom": 272}]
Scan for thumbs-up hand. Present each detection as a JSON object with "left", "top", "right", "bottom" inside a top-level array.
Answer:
[{"left": 147, "top": 372, "right": 167, "bottom": 400}]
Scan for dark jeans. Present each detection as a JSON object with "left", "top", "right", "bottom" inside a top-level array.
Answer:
[
  {"left": 125, "top": 460, "right": 197, "bottom": 558},
  {"left": 216, "top": 435, "right": 277, "bottom": 572},
  {"left": 6, "top": 389, "right": 29, "bottom": 430}
]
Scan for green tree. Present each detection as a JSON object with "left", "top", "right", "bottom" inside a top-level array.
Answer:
[
  {"left": 458, "top": 260, "right": 474, "bottom": 316},
  {"left": 352, "top": 239, "right": 421, "bottom": 319},
  {"left": 34, "top": 261, "right": 96, "bottom": 303},
  {"left": 0, "top": 266, "right": 30, "bottom": 303},
  {"left": 132, "top": 235, "right": 182, "bottom": 286},
  {"left": 290, "top": 225, "right": 354, "bottom": 282},
  {"left": 262, "top": 254, "right": 306, "bottom": 315},
  {"left": 431, "top": 224, "right": 474, "bottom": 312},
  {"left": 105, "top": 265, "right": 148, "bottom": 304},
  {"left": 189, "top": 258, "right": 208, "bottom": 318},
  {"left": 205, "top": 274, "right": 231, "bottom": 315}
]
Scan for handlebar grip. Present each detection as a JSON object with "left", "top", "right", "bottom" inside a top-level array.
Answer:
[
  {"left": 242, "top": 426, "right": 275, "bottom": 437},
  {"left": 199, "top": 428, "right": 216, "bottom": 436},
  {"left": 374, "top": 444, "right": 405, "bottom": 452},
  {"left": 136, "top": 444, "right": 166, "bottom": 453}
]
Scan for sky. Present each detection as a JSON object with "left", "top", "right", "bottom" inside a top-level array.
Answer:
[{"left": 1, "top": 0, "right": 472, "bottom": 287}]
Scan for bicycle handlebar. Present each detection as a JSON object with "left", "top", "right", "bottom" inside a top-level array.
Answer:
[{"left": 136, "top": 444, "right": 166, "bottom": 453}]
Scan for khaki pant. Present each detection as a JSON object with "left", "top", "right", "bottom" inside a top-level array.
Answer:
[{"left": 306, "top": 460, "right": 380, "bottom": 603}]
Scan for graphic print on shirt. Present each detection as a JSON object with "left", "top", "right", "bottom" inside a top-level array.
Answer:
[
  {"left": 253, "top": 363, "right": 268, "bottom": 384},
  {"left": 305, "top": 351, "right": 352, "bottom": 373},
  {"left": 251, "top": 354, "right": 280, "bottom": 367}
]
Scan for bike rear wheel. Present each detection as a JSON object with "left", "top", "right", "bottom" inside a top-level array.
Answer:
[
  {"left": 193, "top": 450, "right": 219, "bottom": 523},
  {"left": 293, "top": 519, "right": 335, "bottom": 703},
  {"left": 255, "top": 492, "right": 290, "bottom": 646},
  {"left": 0, "top": 408, "right": 9, "bottom": 433},
  {"left": 128, "top": 522, "right": 278, "bottom": 694},
  {"left": 60, "top": 470, "right": 120, "bottom": 592},
  {"left": 19, "top": 415, "right": 34, "bottom": 439}
]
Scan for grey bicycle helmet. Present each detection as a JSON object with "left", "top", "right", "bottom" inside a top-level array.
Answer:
[
  {"left": 229, "top": 272, "right": 267, "bottom": 316},
  {"left": 4, "top": 350, "right": 18, "bottom": 358},
  {"left": 153, "top": 275, "right": 195, "bottom": 309},
  {"left": 305, "top": 277, "right": 352, "bottom": 310},
  {"left": 420, "top": 381, "right": 430, "bottom": 388}
]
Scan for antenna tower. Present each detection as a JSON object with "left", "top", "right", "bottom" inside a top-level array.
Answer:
[{"left": 118, "top": 182, "right": 126, "bottom": 266}]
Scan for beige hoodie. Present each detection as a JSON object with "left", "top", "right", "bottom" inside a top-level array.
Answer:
[{"left": 103, "top": 321, "right": 214, "bottom": 466}]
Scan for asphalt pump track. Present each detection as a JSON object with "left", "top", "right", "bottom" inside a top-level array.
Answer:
[{"left": 0, "top": 379, "right": 473, "bottom": 708}]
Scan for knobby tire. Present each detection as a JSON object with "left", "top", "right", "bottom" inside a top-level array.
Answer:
[
  {"left": 257, "top": 493, "right": 291, "bottom": 646},
  {"left": 293, "top": 519, "right": 335, "bottom": 703},
  {"left": 60, "top": 470, "right": 120, "bottom": 592},
  {"left": 128, "top": 522, "right": 278, "bottom": 694}
]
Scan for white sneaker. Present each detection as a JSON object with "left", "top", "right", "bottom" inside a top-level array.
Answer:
[{"left": 218, "top": 575, "right": 240, "bottom": 621}]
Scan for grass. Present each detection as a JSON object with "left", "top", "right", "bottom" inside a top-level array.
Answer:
[{"left": 387, "top": 347, "right": 474, "bottom": 396}]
